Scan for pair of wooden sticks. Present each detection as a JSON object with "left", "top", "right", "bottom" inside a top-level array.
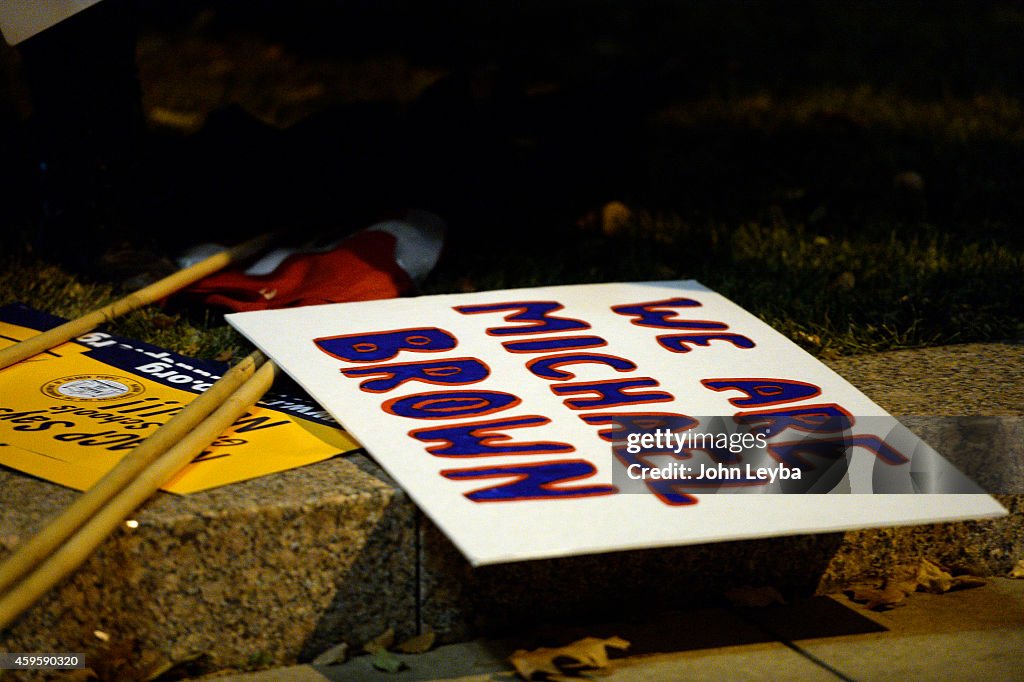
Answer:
[{"left": 0, "top": 235, "right": 277, "bottom": 631}]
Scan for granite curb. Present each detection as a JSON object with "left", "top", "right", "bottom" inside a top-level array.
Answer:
[{"left": 0, "top": 343, "right": 1021, "bottom": 676}]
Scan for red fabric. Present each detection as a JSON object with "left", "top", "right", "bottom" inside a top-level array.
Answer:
[{"left": 185, "top": 230, "right": 413, "bottom": 311}]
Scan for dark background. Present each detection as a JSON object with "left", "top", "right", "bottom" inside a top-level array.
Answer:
[{"left": 1, "top": 1, "right": 1022, "bottom": 358}]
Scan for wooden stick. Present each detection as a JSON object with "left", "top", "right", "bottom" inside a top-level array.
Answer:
[
  {"left": 0, "top": 232, "right": 274, "bottom": 372},
  {"left": 0, "top": 359, "right": 279, "bottom": 631},
  {"left": 0, "top": 351, "right": 266, "bottom": 596}
]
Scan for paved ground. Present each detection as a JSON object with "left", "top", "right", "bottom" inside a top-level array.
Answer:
[{"left": 212, "top": 577, "right": 1024, "bottom": 681}]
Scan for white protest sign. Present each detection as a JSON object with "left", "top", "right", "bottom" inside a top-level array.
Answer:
[{"left": 227, "top": 281, "right": 1006, "bottom": 566}]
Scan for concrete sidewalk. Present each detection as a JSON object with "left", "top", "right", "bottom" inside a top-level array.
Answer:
[{"left": 213, "top": 576, "right": 1024, "bottom": 681}]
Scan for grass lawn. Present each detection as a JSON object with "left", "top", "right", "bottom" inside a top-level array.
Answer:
[{"left": 1, "top": 1, "right": 1021, "bottom": 361}]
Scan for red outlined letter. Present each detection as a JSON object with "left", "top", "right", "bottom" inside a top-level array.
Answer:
[
  {"left": 442, "top": 460, "right": 616, "bottom": 501},
  {"left": 454, "top": 301, "right": 590, "bottom": 336},
  {"left": 383, "top": 390, "right": 520, "bottom": 420},
  {"left": 657, "top": 333, "right": 755, "bottom": 353},
  {"left": 611, "top": 297, "right": 727, "bottom": 330},
  {"left": 701, "top": 378, "right": 821, "bottom": 408},
  {"left": 341, "top": 357, "right": 490, "bottom": 393},
  {"left": 526, "top": 352, "right": 636, "bottom": 381},
  {"left": 315, "top": 327, "right": 456, "bottom": 363},
  {"left": 502, "top": 335, "right": 608, "bottom": 354},
  {"left": 552, "top": 378, "right": 673, "bottom": 410},
  {"left": 410, "top": 415, "right": 575, "bottom": 456},
  {"left": 737, "top": 403, "right": 855, "bottom": 437}
]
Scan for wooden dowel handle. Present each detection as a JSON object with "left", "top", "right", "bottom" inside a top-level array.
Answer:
[
  {"left": 0, "top": 351, "right": 266, "bottom": 595},
  {"left": 0, "top": 361, "right": 279, "bottom": 631},
  {"left": 0, "top": 233, "right": 273, "bottom": 372}
]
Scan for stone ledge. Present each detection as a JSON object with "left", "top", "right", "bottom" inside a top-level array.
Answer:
[
  {"left": 0, "top": 454, "right": 416, "bottom": 678},
  {"left": 1, "top": 343, "right": 1021, "bottom": 676},
  {"left": 820, "top": 342, "right": 1023, "bottom": 590}
]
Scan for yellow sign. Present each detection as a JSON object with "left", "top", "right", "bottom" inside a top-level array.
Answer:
[{"left": 0, "top": 305, "right": 359, "bottom": 494}]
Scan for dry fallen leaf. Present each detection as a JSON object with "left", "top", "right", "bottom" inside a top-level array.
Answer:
[
  {"left": 148, "top": 106, "right": 204, "bottom": 132},
  {"left": 601, "top": 201, "right": 632, "bottom": 236},
  {"left": 509, "top": 636, "right": 630, "bottom": 680},
  {"left": 312, "top": 642, "right": 349, "bottom": 666},
  {"left": 847, "top": 558, "right": 988, "bottom": 610},
  {"left": 396, "top": 630, "right": 436, "bottom": 654},
  {"left": 950, "top": 575, "right": 987, "bottom": 590},
  {"left": 792, "top": 330, "right": 822, "bottom": 348},
  {"left": 363, "top": 628, "right": 395, "bottom": 654},
  {"left": 915, "top": 558, "right": 955, "bottom": 594},
  {"left": 913, "top": 559, "right": 987, "bottom": 593},
  {"left": 847, "top": 584, "right": 908, "bottom": 611},
  {"left": 1010, "top": 559, "right": 1024, "bottom": 579},
  {"left": 883, "top": 562, "right": 920, "bottom": 595}
]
